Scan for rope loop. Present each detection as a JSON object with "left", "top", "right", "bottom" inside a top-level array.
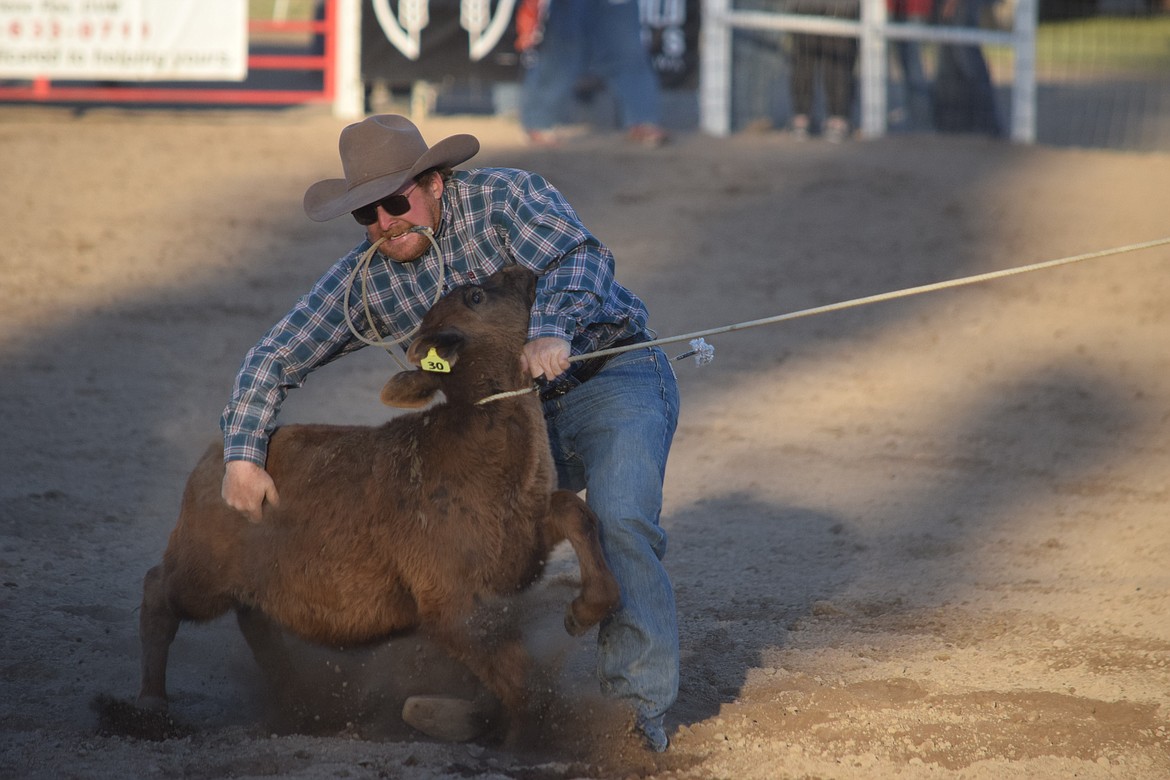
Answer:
[{"left": 343, "top": 227, "right": 444, "bottom": 370}]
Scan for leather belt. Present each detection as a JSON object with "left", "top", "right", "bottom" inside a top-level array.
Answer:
[{"left": 539, "top": 331, "right": 650, "bottom": 401}]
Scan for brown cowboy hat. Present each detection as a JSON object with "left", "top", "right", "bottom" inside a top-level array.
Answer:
[{"left": 303, "top": 114, "right": 480, "bottom": 222}]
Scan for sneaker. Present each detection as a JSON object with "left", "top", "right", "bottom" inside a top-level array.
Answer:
[
  {"left": 636, "top": 717, "right": 670, "bottom": 753},
  {"left": 790, "top": 114, "right": 810, "bottom": 141},
  {"left": 626, "top": 123, "right": 669, "bottom": 148},
  {"left": 824, "top": 116, "right": 850, "bottom": 143},
  {"left": 525, "top": 129, "right": 561, "bottom": 148},
  {"left": 401, "top": 695, "right": 489, "bottom": 742}
]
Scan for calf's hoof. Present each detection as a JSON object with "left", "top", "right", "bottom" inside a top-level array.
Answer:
[{"left": 402, "top": 695, "right": 490, "bottom": 743}]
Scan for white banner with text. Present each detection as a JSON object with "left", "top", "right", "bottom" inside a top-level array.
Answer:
[{"left": 0, "top": 0, "right": 248, "bottom": 80}]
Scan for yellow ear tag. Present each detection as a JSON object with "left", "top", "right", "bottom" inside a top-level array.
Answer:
[{"left": 421, "top": 347, "right": 451, "bottom": 373}]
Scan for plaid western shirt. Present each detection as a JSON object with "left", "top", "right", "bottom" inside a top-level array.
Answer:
[{"left": 220, "top": 167, "right": 649, "bottom": 466}]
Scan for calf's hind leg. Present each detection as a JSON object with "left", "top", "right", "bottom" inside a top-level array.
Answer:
[
  {"left": 544, "top": 490, "right": 621, "bottom": 636},
  {"left": 236, "top": 606, "right": 308, "bottom": 728},
  {"left": 137, "top": 564, "right": 180, "bottom": 711},
  {"left": 137, "top": 560, "right": 236, "bottom": 711},
  {"left": 236, "top": 606, "right": 296, "bottom": 684}
]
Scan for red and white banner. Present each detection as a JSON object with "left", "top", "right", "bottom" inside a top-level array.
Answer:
[{"left": 0, "top": 0, "right": 248, "bottom": 81}]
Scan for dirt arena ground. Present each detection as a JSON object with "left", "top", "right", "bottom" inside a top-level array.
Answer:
[{"left": 1, "top": 105, "right": 1168, "bottom": 779}]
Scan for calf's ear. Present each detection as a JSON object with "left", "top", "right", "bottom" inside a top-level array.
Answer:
[
  {"left": 406, "top": 329, "right": 464, "bottom": 369},
  {"left": 381, "top": 370, "right": 442, "bottom": 408}
]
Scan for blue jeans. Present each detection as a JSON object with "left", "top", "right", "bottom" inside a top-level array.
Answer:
[
  {"left": 932, "top": 0, "right": 1002, "bottom": 136},
  {"left": 542, "top": 345, "right": 680, "bottom": 727},
  {"left": 891, "top": 12, "right": 933, "bottom": 130},
  {"left": 732, "top": 28, "right": 787, "bottom": 131},
  {"left": 520, "top": 0, "right": 662, "bottom": 131}
]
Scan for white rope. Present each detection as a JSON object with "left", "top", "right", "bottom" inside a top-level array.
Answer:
[
  {"left": 475, "top": 386, "right": 537, "bottom": 405},
  {"left": 569, "top": 236, "right": 1170, "bottom": 364}
]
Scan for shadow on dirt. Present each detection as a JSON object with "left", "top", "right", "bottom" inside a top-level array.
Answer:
[{"left": 663, "top": 360, "right": 1136, "bottom": 732}]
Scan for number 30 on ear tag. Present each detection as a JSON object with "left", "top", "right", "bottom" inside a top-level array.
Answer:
[{"left": 422, "top": 347, "right": 451, "bottom": 373}]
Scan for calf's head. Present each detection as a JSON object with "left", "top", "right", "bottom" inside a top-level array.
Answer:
[{"left": 381, "top": 265, "right": 537, "bottom": 408}]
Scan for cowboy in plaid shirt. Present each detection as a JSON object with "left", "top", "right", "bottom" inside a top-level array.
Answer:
[{"left": 219, "top": 115, "right": 679, "bottom": 752}]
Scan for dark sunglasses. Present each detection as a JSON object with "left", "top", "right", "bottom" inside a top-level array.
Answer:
[{"left": 351, "top": 182, "right": 418, "bottom": 225}]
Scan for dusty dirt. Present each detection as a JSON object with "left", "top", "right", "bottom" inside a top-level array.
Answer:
[{"left": 1, "top": 104, "right": 1168, "bottom": 779}]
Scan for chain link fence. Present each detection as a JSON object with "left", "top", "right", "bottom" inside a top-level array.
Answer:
[{"left": 997, "top": 5, "right": 1170, "bottom": 150}]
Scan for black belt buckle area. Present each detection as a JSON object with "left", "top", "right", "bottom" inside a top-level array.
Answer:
[{"left": 538, "top": 375, "right": 579, "bottom": 401}]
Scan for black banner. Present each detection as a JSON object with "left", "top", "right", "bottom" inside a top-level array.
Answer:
[{"left": 358, "top": 0, "right": 699, "bottom": 90}]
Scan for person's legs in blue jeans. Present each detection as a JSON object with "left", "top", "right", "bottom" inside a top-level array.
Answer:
[
  {"left": 732, "top": 28, "right": 786, "bottom": 132},
  {"left": 892, "top": 12, "right": 932, "bottom": 129},
  {"left": 586, "top": 0, "right": 662, "bottom": 129},
  {"left": 520, "top": 0, "right": 588, "bottom": 133},
  {"left": 544, "top": 347, "right": 680, "bottom": 750}
]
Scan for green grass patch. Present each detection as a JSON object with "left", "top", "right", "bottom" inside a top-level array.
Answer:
[
  {"left": 1039, "top": 17, "right": 1170, "bottom": 71},
  {"left": 987, "top": 16, "right": 1170, "bottom": 74}
]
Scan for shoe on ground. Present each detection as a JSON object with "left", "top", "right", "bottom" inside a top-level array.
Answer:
[
  {"left": 626, "top": 123, "right": 669, "bottom": 147},
  {"left": 401, "top": 695, "right": 489, "bottom": 742},
  {"left": 525, "top": 129, "right": 561, "bottom": 148},
  {"left": 790, "top": 114, "right": 810, "bottom": 141},
  {"left": 637, "top": 717, "right": 670, "bottom": 752},
  {"left": 824, "top": 116, "right": 850, "bottom": 143}
]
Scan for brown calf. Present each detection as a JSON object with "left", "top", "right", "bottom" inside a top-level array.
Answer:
[{"left": 136, "top": 265, "right": 620, "bottom": 741}]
